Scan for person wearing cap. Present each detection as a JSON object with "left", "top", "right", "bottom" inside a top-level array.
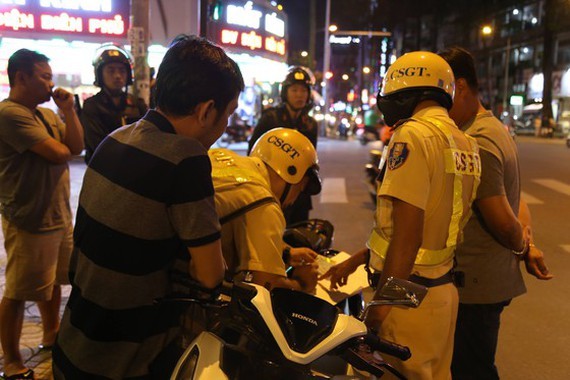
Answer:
[
  {"left": 248, "top": 67, "right": 318, "bottom": 226},
  {"left": 212, "top": 127, "right": 321, "bottom": 293},
  {"left": 81, "top": 44, "right": 147, "bottom": 163},
  {"left": 321, "top": 51, "right": 481, "bottom": 378}
]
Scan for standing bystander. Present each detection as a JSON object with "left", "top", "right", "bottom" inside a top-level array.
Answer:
[
  {"left": 248, "top": 67, "right": 318, "bottom": 225},
  {"left": 81, "top": 44, "right": 147, "bottom": 163},
  {"left": 438, "top": 46, "right": 553, "bottom": 380},
  {"left": 53, "top": 35, "right": 243, "bottom": 379},
  {"left": 0, "top": 48, "right": 84, "bottom": 380}
]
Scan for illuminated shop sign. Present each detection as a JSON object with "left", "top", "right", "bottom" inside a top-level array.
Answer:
[
  {"left": 227, "top": 3, "right": 262, "bottom": 29},
  {"left": 210, "top": 1, "right": 287, "bottom": 61},
  {"left": 0, "top": 0, "right": 129, "bottom": 39},
  {"left": 221, "top": 28, "right": 285, "bottom": 55}
]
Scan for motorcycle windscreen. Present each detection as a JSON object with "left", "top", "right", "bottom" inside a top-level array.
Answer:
[{"left": 271, "top": 288, "right": 339, "bottom": 353}]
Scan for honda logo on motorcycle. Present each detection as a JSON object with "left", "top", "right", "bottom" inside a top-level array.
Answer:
[{"left": 291, "top": 312, "right": 318, "bottom": 326}]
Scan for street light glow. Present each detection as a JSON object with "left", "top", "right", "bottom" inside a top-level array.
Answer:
[
  {"left": 301, "top": 51, "right": 308, "bottom": 57},
  {"left": 325, "top": 71, "right": 334, "bottom": 79},
  {"left": 362, "top": 66, "right": 371, "bottom": 74},
  {"left": 481, "top": 25, "right": 493, "bottom": 35},
  {"left": 329, "top": 24, "right": 338, "bottom": 32},
  {"left": 342, "top": 74, "right": 349, "bottom": 80}
]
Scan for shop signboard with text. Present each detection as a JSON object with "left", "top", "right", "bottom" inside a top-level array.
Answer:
[
  {"left": 0, "top": 0, "right": 129, "bottom": 41},
  {"left": 207, "top": 0, "right": 287, "bottom": 62}
]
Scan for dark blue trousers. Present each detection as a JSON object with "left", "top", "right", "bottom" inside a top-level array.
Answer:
[{"left": 451, "top": 300, "right": 511, "bottom": 380}]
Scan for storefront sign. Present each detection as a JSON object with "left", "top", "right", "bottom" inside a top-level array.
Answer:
[
  {"left": 0, "top": 0, "right": 129, "bottom": 39},
  {"left": 221, "top": 28, "right": 285, "bottom": 56},
  {"left": 209, "top": 0, "right": 287, "bottom": 62},
  {"left": 227, "top": 2, "right": 262, "bottom": 30}
]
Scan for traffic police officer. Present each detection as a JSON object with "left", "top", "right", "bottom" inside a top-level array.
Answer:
[
  {"left": 321, "top": 51, "right": 481, "bottom": 379},
  {"left": 211, "top": 128, "right": 321, "bottom": 292},
  {"left": 248, "top": 67, "right": 318, "bottom": 226},
  {"left": 81, "top": 44, "right": 147, "bottom": 163}
]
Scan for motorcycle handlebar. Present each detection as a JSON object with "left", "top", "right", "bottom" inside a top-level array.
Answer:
[{"left": 363, "top": 332, "right": 411, "bottom": 361}]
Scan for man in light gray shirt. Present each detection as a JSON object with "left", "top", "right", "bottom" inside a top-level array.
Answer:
[
  {"left": 0, "top": 49, "right": 83, "bottom": 379},
  {"left": 439, "top": 46, "right": 552, "bottom": 380}
]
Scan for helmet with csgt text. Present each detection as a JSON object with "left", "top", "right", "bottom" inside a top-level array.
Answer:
[
  {"left": 93, "top": 43, "right": 133, "bottom": 87},
  {"left": 250, "top": 128, "right": 321, "bottom": 195},
  {"left": 379, "top": 51, "right": 455, "bottom": 100},
  {"left": 376, "top": 51, "right": 455, "bottom": 126}
]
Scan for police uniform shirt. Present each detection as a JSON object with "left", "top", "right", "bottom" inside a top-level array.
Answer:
[
  {"left": 210, "top": 149, "right": 287, "bottom": 278},
  {"left": 376, "top": 106, "right": 479, "bottom": 269}
]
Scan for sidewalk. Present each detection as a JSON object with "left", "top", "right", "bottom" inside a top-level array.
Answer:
[{"left": 0, "top": 158, "right": 86, "bottom": 380}]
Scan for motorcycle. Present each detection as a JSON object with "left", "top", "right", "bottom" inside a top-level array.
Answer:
[
  {"left": 169, "top": 276, "right": 427, "bottom": 380},
  {"left": 283, "top": 219, "right": 363, "bottom": 317},
  {"left": 364, "top": 149, "right": 383, "bottom": 205},
  {"left": 357, "top": 125, "right": 381, "bottom": 146},
  {"left": 218, "top": 119, "right": 252, "bottom": 147},
  {"left": 363, "top": 126, "right": 394, "bottom": 205}
]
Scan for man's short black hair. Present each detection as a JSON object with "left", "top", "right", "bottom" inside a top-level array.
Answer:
[
  {"left": 438, "top": 47, "right": 479, "bottom": 92},
  {"left": 154, "top": 35, "right": 244, "bottom": 116},
  {"left": 7, "top": 49, "right": 50, "bottom": 87}
]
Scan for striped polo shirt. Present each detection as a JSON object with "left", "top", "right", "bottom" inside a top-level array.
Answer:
[{"left": 53, "top": 110, "right": 221, "bottom": 379}]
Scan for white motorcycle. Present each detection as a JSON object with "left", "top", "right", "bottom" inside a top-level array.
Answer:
[{"left": 169, "top": 277, "right": 427, "bottom": 380}]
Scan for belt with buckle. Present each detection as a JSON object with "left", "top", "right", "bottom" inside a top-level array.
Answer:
[{"left": 368, "top": 270, "right": 455, "bottom": 289}]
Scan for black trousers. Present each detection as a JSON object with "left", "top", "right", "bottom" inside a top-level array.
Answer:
[{"left": 451, "top": 300, "right": 511, "bottom": 380}]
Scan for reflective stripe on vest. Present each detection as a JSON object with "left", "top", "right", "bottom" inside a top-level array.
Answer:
[
  {"left": 368, "top": 228, "right": 456, "bottom": 267},
  {"left": 210, "top": 149, "right": 268, "bottom": 186},
  {"left": 367, "top": 116, "right": 480, "bottom": 267}
]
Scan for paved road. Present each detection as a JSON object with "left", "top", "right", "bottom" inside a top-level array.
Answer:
[
  {"left": 1, "top": 136, "right": 568, "bottom": 379},
  {"left": 311, "top": 136, "right": 570, "bottom": 380}
]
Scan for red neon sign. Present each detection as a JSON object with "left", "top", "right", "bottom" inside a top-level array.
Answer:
[
  {"left": 221, "top": 28, "right": 286, "bottom": 56},
  {"left": 0, "top": 1, "right": 129, "bottom": 39}
]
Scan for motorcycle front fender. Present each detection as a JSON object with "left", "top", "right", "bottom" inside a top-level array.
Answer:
[{"left": 171, "top": 332, "right": 229, "bottom": 380}]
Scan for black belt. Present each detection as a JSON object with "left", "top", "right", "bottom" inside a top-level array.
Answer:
[{"left": 368, "top": 270, "right": 455, "bottom": 289}]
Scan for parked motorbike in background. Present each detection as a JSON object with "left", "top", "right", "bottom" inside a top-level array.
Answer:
[
  {"left": 363, "top": 126, "right": 393, "bottom": 204},
  {"left": 356, "top": 124, "right": 381, "bottom": 145},
  {"left": 169, "top": 276, "right": 427, "bottom": 380},
  {"left": 364, "top": 149, "right": 383, "bottom": 205},
  {"left": 218, "top": 114, "right": 252, "bottom": 147}
]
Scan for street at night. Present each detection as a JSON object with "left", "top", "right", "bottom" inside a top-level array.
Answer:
[{"left": 1, "top": 0, "right": 570, "bottom": 379}]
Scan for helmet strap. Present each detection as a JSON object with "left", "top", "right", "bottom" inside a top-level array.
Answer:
[
  {"left": 280, "top": 183, "right": 292, "bottom": 205},
  {"left": 377, "top": 93, "right": 421, "bottom": 127}
]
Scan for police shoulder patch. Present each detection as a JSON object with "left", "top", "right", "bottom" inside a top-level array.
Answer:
[{"left": 388, "top": 142, "right": 409, "bottom": 170}]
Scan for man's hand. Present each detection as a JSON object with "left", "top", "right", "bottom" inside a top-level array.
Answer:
[
  {"left": 319, "top": 259, "right": 359, "bottom": 290},
  {"left": 292, "top": 262, "right": 319, "bottom": 293},
  {"left": 364, "top": 305, "right": 392, "bottom": 332},
  {"left": 524, "top": 245, "right": 553, "bottom": 280},
  {"left": 52, "top": 88, "right": 75, "bottom": 112},
  {"left": 288, "top": 247, "right": 318, "bottom": 267}
]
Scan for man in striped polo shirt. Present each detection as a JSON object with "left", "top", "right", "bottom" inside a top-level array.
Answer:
[{"left": 53, "top": 35, "right": 244, "bottom": 379}]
